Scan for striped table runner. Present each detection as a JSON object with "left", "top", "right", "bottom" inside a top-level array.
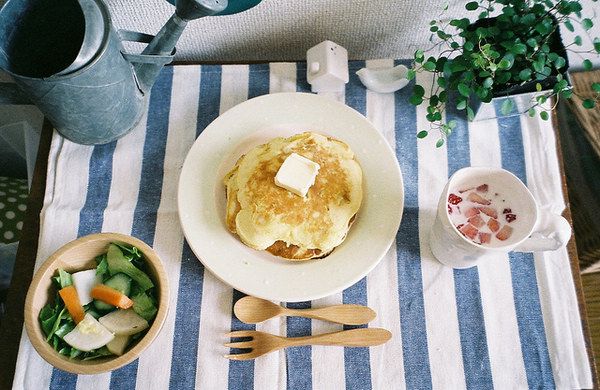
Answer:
[{"left": 12, "top": 61, "right": 592, "bottom": 389}]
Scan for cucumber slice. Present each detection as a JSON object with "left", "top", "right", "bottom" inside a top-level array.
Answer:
[
  {"left": 106, "top": 244, "right": 154, "bottom": 291},
  {"left": 94, "top": 273, "right": 132, "bottom": 311}
]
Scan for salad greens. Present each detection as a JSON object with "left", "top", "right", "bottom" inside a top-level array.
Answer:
[{"left": 39, "top": 243, "right": 158, "bottom": 360}]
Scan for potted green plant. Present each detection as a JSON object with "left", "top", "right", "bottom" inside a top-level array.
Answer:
[{"left": 408, "top": 0, "right": 600, "bottom": 147}]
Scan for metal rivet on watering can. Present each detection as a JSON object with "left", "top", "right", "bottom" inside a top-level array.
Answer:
[{"left": 0, "top": 0, "right": 263, "bottom": 145}]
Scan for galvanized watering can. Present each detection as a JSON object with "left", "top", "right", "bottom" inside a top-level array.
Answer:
[{"left": 0, "top": 0, "right": 261, "bottom": 144}]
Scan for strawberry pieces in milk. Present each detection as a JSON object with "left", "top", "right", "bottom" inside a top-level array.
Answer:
[{"left": 447, "top": 184, "right": 518, "bottom": 245}]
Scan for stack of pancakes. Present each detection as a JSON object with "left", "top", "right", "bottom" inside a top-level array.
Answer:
[{"left": 223, "top": 132, "right": 363, "bottom": 261}]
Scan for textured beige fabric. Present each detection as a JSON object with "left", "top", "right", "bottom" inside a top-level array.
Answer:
[
  {"left": 0, "top": 0, "right": 597, "bottom": 66},
  {"left": 102, "top": 0, "right": 599, "bottom": 67}
]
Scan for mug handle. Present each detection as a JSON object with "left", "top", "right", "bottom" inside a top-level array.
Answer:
[{"left": 513, "top": 208, "right": 571, "bottom": 252}]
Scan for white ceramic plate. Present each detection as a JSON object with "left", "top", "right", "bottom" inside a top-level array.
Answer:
[{"left": 178, "top": 92, "right": 403, "bottom": 302}]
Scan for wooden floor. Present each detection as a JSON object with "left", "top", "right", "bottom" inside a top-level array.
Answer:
[{"left": 583, "top": 271, "right": 600, "bottom": 380}]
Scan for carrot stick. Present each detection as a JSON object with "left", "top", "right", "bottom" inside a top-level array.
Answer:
[
  {"left": 90, "top": 284, "right": 134, "bottom": 309},
  {"left": 58, "top": 285, "right": 85, "bottom": 324}
]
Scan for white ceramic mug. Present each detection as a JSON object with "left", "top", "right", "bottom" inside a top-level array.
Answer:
[{"left": 429, "top": 167, "right": 571, "bottom": 269}]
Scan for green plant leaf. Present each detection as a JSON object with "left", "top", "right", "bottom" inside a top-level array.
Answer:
[
  {"left": 409, "top": 95, "right": 423, "bottom": 105},
  {"left": 441, "top": 126, "right": 452, "bottom": 136},
  {"left": 413, "top": 85, "right": 425, "bottom": 97},
  {"left": 592, "top": 83, "right": 600, "bottom": 93},
  {"left": 439, "top": 90, "right": 448, "bottom": 102},
  {"left": 458, "top": 83, "right": 471, "bottom": 97},
  {"left": 560, "top": 89, "right": 573, "bottom": 99},
  {"left": 498, "top": 54, "right": 514, "bottom": 70},
  {"left": 417, "top": 130, "right": 429, "bottom": 138},
  {"left": 496, "top": 71, "right": 512, "bottom": 85},
  {"left": 564, "top": 20, "right": 575, "bottom": 32},
  {"left": 465, "top": 1, "right": 478, "bottom": 10},
  {"left": 554, "top": 79, "right": 569, "bottom": 92},
  {"left": 522, "top": 13, "right": 536, "bottom": 25},
  {"left": 430, "top": 26, "right": 439, "bottom": 32},
  {"left": 540, "top": 111, "right": 549, "bottom": 120},
  {"left": 594, "top": 38, "right": 600, "bottom": 53},
  {"left": 437, "top": 77, "right": 447, "bottom": 88},
  {"left": 464, "top": 41, "right": 475, "bottom": 51},
  {"left": 435, "top": 138, "right": 445, "bottom": 148},
  {"left": 582, "top": 18, "right": 594, "bottom": 31},
  {"left": 511, "top": 43, "right": 527, "bottom": 55},
  {"left": 483, "top": 77, "right": 494, "bottom": 88},
  {"left": 583, "top": 99, "right": 596, "bottom": 109},
  {"left": 583, "top": 59, "right": 593, "bottom": 71},
  {"left": 528, "top": 108, "right": 536, "bottom": 117},
  {"left": 501, "top": 99, "right": 514, "bottom": 115},
  {"left": 456, "top": 99, "right": 467, "bottom": 110},
  {"left": 407, "top": 69, "right": 416, "bottom": 80},
  {"left": 466, "top": 106, "right": 475, "bottom": 121},
  {"left": 447, "top": 120, "right": 458, "bottom": 129},
  {"left": 574, "top": 36, "right": 583, "bottom": 46},
  {"left": 423, "top": 61, "right": 436, "bottom": 71},
  {"left": 526, "top": 38, "right": 538, "bottom": 47},
  {"left": 451, "top": 42, "right": 460, "bottom": 50},
  {"left": 554, "top": 56, "right": 566, "bottom": 69},
  {"left": 536, "top": 83, "right": 543, "bottom": 92},
  {"left": 519, "top": 69, "right": 532, "bottom": 80}
]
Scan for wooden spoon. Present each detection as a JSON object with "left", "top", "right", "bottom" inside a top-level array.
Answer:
[{"left": 233, "top": 296, "right": 376, "bottom": 325}]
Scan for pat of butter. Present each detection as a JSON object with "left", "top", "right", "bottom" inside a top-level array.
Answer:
[{"left": 274, "top": 153, "right": 320, "bottom": 197}]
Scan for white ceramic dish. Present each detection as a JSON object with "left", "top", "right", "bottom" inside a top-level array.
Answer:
[{"left": 178, "top": 92, "right": 403, "bottom": 302}]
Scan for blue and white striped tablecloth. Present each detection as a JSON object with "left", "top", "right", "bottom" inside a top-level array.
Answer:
[{"left": 12, "top": 60, "right": 592, "bottom": 389}]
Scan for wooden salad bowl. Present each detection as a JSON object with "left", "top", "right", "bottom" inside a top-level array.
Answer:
[{"left": 24, "top": 233, "right": 169, "bottom": 374}]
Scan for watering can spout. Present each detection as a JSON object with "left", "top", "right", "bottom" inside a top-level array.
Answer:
[{"left": 129, "top": 0, "right": 228, "bottom": 93}]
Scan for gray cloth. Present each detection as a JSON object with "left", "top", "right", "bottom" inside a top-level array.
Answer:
[
  {"left": 1, "top": 0, "right": 597, "bottom": 66},
  {"left": 104, "top": 0, "right": 600, "bottom": 67}
]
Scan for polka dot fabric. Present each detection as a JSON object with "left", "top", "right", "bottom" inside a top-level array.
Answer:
[{"left": 0, "top": 177, "right": 28, "bottom": 244}]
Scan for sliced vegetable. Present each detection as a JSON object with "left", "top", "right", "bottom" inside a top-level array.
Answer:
[
  {"left": 94, "top": 273, "right": 132, "bottom": 311},
  {"left": 72, "top": 269, "right": 102, "bottom": 305},
  {"left": 106, "top": 335, "right": 131, "bottom": 356},
  {"left": 107, "top": 244, "right": 153, "bottom": 291},
  {"left": 63, "top": 313, "right": 115, "bottom": 352},
  {"left": 40, "top": 243, "right": 155, "bottom": 360},
  {"left": 132, "top": 292, "right": 158, "bottom": 321},
  {"left": 99, "top": 308, "right": 149, "bottom": 336},
  {"left": 91, "top": 284, "right": 134, "bottom": 310},
  {"left": 58, "top": 286, "right": 85, "bottom": 324}
]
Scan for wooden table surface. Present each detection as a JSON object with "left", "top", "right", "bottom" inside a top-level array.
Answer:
[{"left": 0, "top": 112, "right": 596, "bottom": 389}]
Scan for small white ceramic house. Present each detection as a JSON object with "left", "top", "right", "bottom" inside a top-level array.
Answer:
[{"left": 306, "top": 40, "right": 349, "bottom": 93}]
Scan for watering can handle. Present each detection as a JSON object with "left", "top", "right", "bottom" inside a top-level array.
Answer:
[{"left": 118, "top": 30, "right": 176, "bottom": 65}]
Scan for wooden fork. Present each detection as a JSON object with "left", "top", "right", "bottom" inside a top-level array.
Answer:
[{"left": 224, "top": 328, "right": 391, "bottom": 360}]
